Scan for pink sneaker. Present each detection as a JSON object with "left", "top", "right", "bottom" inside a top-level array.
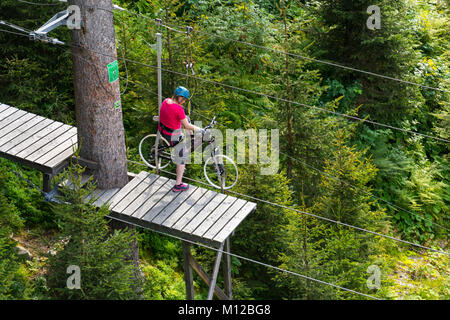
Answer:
[{"left": 173, "top": 183, "right": 189, "bottom": 192}]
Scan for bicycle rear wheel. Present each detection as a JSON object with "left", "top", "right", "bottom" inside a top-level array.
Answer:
[
  {"left": 203, "top": 154, "right": 238, "bottom": 190},
  {"left": 139, "top": 134, "right": 172, "bottom": 169}
]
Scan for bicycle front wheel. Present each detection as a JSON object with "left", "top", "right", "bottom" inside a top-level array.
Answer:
[
  {"left": 138, "top": 134, "right": 172, "bottom": 169},
  {"left": 203, "top": 154, "right": 239, "bottom": 190}
]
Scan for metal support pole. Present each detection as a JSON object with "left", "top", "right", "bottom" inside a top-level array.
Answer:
[
  {"left": 182, "top": 241, "right": 194, "bottom": 300},
  {"left": 155, "top": 31, "right": 162, "bottom": 174},
  {"left": 207, "top": 242, "right": 224, "bottom": 300},
  {"left": 156, "top": 32, "right": 162, "bottom": 109}
]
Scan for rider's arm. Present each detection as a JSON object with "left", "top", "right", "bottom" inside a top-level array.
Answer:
[{"left": 181, "top": 118, "right": 202, "bottom": 133}]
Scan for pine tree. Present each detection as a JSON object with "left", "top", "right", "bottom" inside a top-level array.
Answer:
[
  {"left": 0, "top": 170, "right": 26, "bottom": 299},
  {"left": 275, "top": 128, "right": 388, "bottom": 299},
  {"left": 45, "top": 163, "right": 142, "bottom": 299}
]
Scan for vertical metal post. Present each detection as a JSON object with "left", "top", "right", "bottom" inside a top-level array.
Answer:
[
  {"left": 156, "top": 31, "right": 162, "bottom": 109},
  {"left": 155, "top": 30, "right": 162, "bottom": 174}
]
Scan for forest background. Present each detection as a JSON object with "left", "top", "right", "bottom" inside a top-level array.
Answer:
[{"left": 0, "top": 0, "right": 448, "bottom": 300}]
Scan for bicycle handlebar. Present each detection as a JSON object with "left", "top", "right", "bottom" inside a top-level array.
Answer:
[{"left": 203, "top": 116, "right": 216, "bottom": 130}]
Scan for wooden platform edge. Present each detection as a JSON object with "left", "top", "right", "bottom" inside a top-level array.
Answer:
[{"left": 107, "top": 209, "right": 224, "bottom": 249}]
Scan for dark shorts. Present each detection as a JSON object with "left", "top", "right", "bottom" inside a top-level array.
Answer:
[{"left": 160, "top": 131, "right": 188, "bottom": 165}]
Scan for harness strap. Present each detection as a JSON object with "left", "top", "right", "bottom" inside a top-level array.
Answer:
[{"left": 158, "top": 122, "right": 181, "bottom": 136}]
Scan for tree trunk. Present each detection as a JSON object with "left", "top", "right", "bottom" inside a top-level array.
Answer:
[
  {"left": 68, "top": 0, "right": 140, "bottom": 275},
  {"left": 69, "top": 0, "right": 128, "bottom": 189}
]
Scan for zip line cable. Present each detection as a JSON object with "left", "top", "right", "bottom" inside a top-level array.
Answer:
[
  {"left": 278, "top": 151, "right": 450, "bottom": 232},
  {"left": 127, "top": 159, "right": 449, "bottom": 256},
  {"left": 3, "top": 10, "right": 448, "bottom": 143},
  {"left": 103, "top": 208, "right": 380, "bottom": 300},
  {"left": 15, "top": 0, "right": 64, "bottom": 6},
  {"left": 0, "top": 25, "right": 448, "bottom": 252},
  {"left": 0, "top": 28, "right": 31, "bottom": 37},
  {"left": 110, "top": 66, "right": 449, "bottom": 234},
  {"left": 18, "top": 1, "right": 447, "bottom": 94},
  {"left": 113, "top": 54, "right": 449, "bottom": 143},
  {"left": 45, "top": 29, "right": 450, "bottom": 144},
  {"left": 190, "top": 108, "right": 449, "bottom": 233},
  {"left": 1, "top": 26, "right": 448, "bottom": 238},
  {"left": 0, "top": 13, "right": 443, "bottom": 300},
  {"left": 192, "top": 26, "right": 450, "bottom": 94},
  {"left": 106, "top": 4, "right": 449, "bottom": 94}
]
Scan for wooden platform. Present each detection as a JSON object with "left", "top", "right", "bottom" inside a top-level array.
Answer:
[
  {"left": 1, "top": 102, "right": 257, "bottom": 299},
  {"left": 0, "top": 103, "right": 77, "bottom": 174},
  {"left": 0, "top": 102, "right": 256, "bottom": 249},
  {"left": 84, "top": 171, "right": 257, "bottom": 248}
]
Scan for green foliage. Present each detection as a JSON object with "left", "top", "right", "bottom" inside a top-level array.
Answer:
[
  {"left": 0, "top": 159, "right": 57, "bottom": 229},
  {"left": 275, "top": 128, "right": 389, "bottom": 300},
  {"left": 141, "top": 259, "right": 186, "bottom": 300},
  {"left": 0, "top": 0, "right": 448, "bottom": 300},
  {"left": 231, "top": 165, "right": 292, "bottom": 299},
  {"left": 45, "top": 163, "right": 142, "bottom": 299},
  {"left": 0, "top": 169, "right": 33, "bottom": 299},
  {"left": 0, "top": 0, "right": 75, "bottom": 124}
]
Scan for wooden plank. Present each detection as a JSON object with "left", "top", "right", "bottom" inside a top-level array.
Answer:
[
  {"left": 0, "top": 107, "right": 21, "bottom": 125},
  {"left": 0, "top": 114, "right": 44, "bottom": 148},
  {"left": 213, "top": 202, "right": 257, "bottom": 243},
  {"left": 188, "top": 249, "right": 229, "bottom": 300},
  {"left": 35, "top": 135, "right": 78, "bottom": 165},
  {"left": 0, "top": 109, "right": 27, "bottom": 130},
  {"left": 43, "top": 143, "right": 78, "bottom": 169},
  {"left": 182, "top": 242, "right": 195, "bottom": 300},
  {"left": 93, "top": 188, "right": 121, "bottom": 207},
  {"left": 14, "top": 124, "right": 73, "bottom": 159},
  {"left": 150, "top": 186, "right": 200, "bottom": 225},
  {"left": 120, "top": 176, "right": 169, "bottom": 217},
  {"left": 161, "top": 188, "right": 208, "bottom": 228},
  {"left": 0, "top": 116, "right": 49, "bottom": 151},
  {"left": 189, "top": 196, "right": 238, "bottom": 238},
  {"left": 84, "top": 188, "right": 106, "bottom": 203},
  {"left": 0, "top": 104, "right": 11, "bottom": 114},
  {"left": 6, "top": 120, "right": 63, "bottom": 156},
  {"left": 0, "top": 112, "right": 35, "bottom": 139},
  {"left": 0, "top": 106, "right": 15, "bottom": 119},
  {"left": 171, "top": 190, "right": 218, "bottom": 231},
  {"left": 25, "top": 128, "right": 77, "bottom": 162},
  {"left": 108, "top": 171, "right": 150, "bottom": 211},
  {"left": 141, "top": 187, "right": 186, "bottom": 223},
  {"left": 207, "top": 242, "right": 224, "bottom": 300},
  {"left": 130, "top": 179, "right": 174, "bottom": 219},
  {"left": 201, "top": 199, "right": 248, "bottom": 240},
  {"left": 181, "top": 193, "right": 227, "bottom": 234},
  {"left": 222, "top": 237, "right": 232, "bottom": 299},
  {"left": 107, "top": 209, "right": 222, "bottom": 248},
  {"left": 111, "top": 173, "right": 159, "bottom": 214},
  {"left": 0, "top": 115, "right": 40, "bottom": 148}
]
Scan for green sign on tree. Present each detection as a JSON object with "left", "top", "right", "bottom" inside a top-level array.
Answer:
[{"left": 107, "top": 60, "right": 119, "bottom": 83}]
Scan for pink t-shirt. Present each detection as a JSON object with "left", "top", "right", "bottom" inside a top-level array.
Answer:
[{"left": 158, "top": 98, "right": 186, "bottom": 135}]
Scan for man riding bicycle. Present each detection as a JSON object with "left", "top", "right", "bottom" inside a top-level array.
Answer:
[{"left": 158, "top": 86, "right": 204, "bottom": 192}]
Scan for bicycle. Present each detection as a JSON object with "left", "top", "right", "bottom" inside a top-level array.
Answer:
[{"left": 139, "top": 117, "right": 239, "bottom": 191}]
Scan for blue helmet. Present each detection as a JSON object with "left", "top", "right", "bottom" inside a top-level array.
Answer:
[{"left": 174, "top": 86, "right": 190, "bottom": 100}]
